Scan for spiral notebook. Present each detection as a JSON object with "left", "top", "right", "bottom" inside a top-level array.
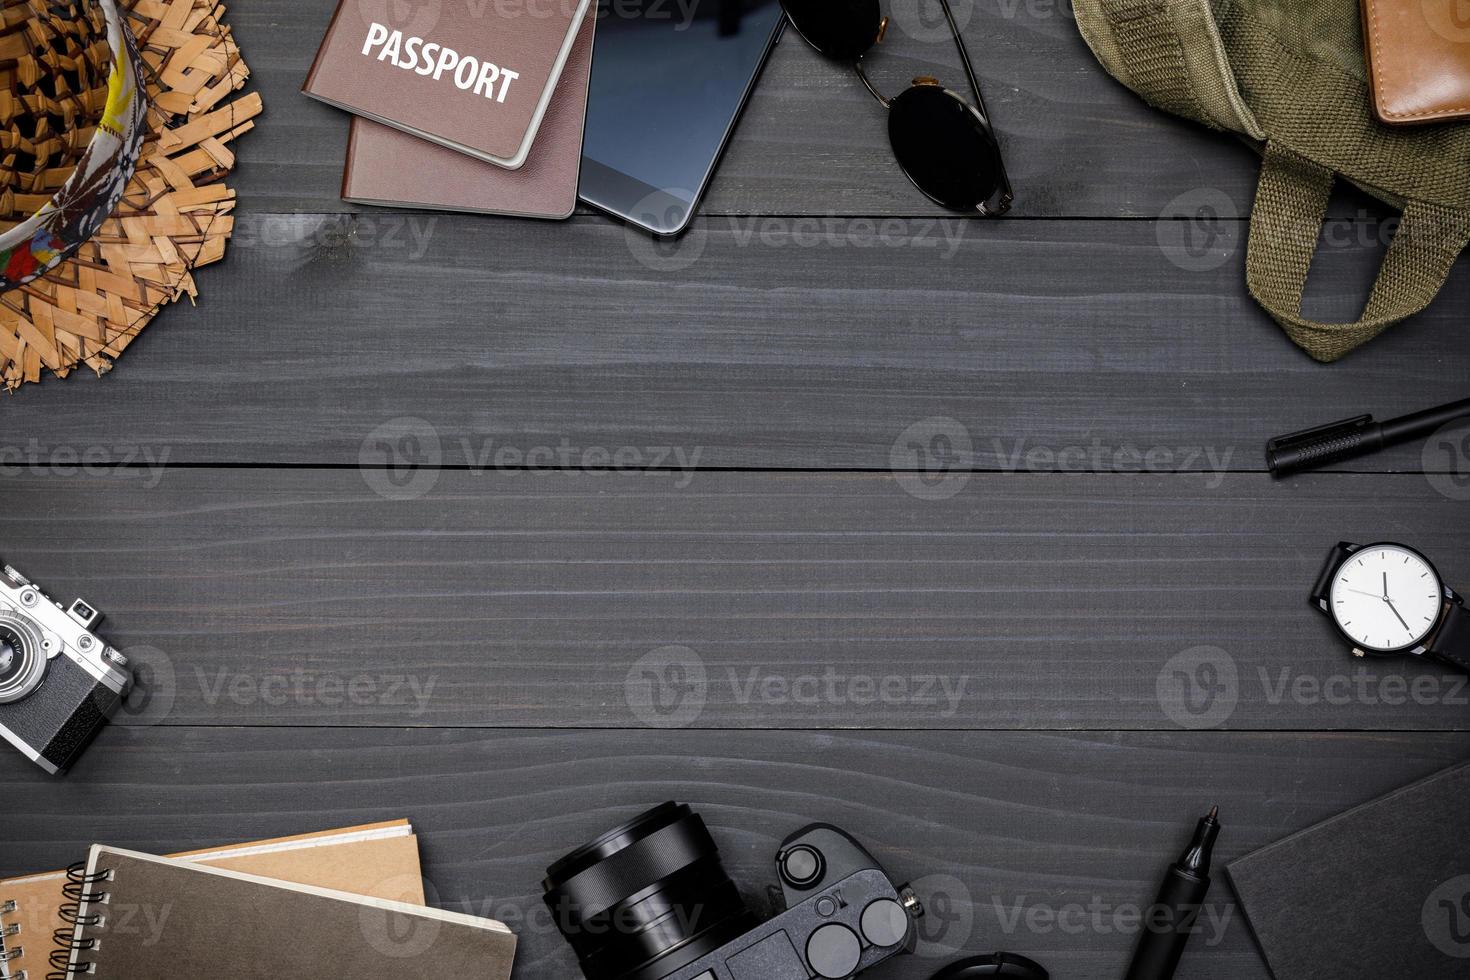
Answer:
[
  {"left": 0, "top": 822, "right": 424, "bottom": 980},
  {"left": 50, "top": 846, "right": 515, "bottom": 979}
]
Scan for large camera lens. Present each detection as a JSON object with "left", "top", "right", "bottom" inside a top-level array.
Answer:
[
  {"left": 0, "top": 618, "right": 46, "bottom": 704},
  {"left": 543, "top": 803, "right": 758, "bottom": 980}
]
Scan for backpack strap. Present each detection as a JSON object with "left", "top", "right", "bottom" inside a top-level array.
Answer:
[
  {"left": 1078, "top": 0, "right": 1262, "bottom": 136},
  {"left": 1099, "top": 0, "right": 1203, "bottom": 121},
  {"left": 1247, "top": 143, "right": 1470, "bottom": 362}
]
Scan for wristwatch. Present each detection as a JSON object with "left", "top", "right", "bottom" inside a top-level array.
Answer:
[{"left": 1310, "top": 541, "right": 1470, "bottom": 673}]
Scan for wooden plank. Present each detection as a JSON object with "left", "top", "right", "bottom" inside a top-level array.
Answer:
[
  {"left": 2, "top": 469, "right": 1467, "bottom": 730},
  {"left": 236, "top": 0, "right": 1272, "bottom": 217},
  {"left": 3, "top": 215, "right": 1466, "bottom": 470},
  {"left": 3, "top": 727, "right": 1467, "bottom": 979}
]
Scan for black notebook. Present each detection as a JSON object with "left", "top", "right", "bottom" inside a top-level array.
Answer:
[
  {"left": 50, "top": 846, "right": 516, "bottom": 979},
  {"left": 1227, "top": 761, "right": 1470, "bottom": 980}
]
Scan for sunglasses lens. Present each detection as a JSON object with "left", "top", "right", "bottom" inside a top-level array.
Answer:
[
  {"left": 781, "top": 0, "right": 884, "bottom": 60},
  {"left": 888, "top": 84, "right": 1002, "bottom": 211}
]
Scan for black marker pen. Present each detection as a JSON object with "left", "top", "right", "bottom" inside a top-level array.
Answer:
[
  {"left": 1267, "top": 397, "right": 1470, "bottom": 475},
  {"left": 1123, "top": 806, "right": 1220, "bottom": 980}
]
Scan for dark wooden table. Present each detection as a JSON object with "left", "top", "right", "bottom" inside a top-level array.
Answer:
[{"left": 4, "top": 3, "right": 1469, "bottom": 978}]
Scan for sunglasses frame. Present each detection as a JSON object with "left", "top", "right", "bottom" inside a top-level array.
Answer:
[{"left": 788, "top": 0, "right": 1013, "bottom": 216}]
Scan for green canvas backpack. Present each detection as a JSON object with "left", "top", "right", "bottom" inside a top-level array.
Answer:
[{"left": 1073, "top": 0, "right": 1470, "bottom": 361}]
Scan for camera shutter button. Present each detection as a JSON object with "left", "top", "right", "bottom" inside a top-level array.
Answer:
[
  {"left": 806, "top": 923, "right": 862, "bottom": 979},
  {"left": 779, "top": 844, "right": 825, "bottom": 888}
]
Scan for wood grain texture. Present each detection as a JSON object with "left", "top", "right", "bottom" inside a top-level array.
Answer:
[
  {"left": 234, "top": 0, "right": 1270, "bottom": 218},
  {"left": 2, "top": 215, "right": 1466, "bottom": 469},
  {"left": 3, "top": 727, "right": 1467, "bottom": 980},
  {"left": 1, "top": 468, "right": 1466, "bottom": 730}
]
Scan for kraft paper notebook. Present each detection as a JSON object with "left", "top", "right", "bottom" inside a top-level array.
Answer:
[
  {"left": 50, "top": 846, "right": 515, "bottom": 979},
  {"left": 0, "top": 821, "right": 424, "bottom": 980},
  {"left": 1227, "top": 761, "right": 1470, "bottom": 980},
  {"left": 304, "top": 0, "right": 593, "bottom": 169},
  {"left": 342, "top": 6, "right": 596, "bottom": 219}
]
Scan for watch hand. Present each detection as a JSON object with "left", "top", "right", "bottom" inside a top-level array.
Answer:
[
  {"left": 1386, "top": 598, "right": 1410, "bottom": 632},
  {"left": 1383, "top": 571, "right": 1389, "bottom": 599},
  {"left": 1345, "top": 588, "right": 1383, "bottom": 599}
]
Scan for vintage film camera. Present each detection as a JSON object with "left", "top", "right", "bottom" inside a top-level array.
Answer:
[
  {"left": 0, "top": 562, "right": 131, "bottom": 774},
  {"left": 544, "top": 802, "right": 925, "bottom": 980}
]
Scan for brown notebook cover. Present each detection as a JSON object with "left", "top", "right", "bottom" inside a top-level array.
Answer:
[
  {"left": 343, "top": 7, "right": 595, "bottom": 219},
  {"left": 1, "top": 821, "right": 424, "bottom": 980},
  {"left": 303, "top": 0, "right": 591, "bottom": 168},
  {"left": 1362, "top": 0, "right": 1470, "bottom": 124},
  {"left": 54, "top": 846, "right": 514, "bottom": 979}
]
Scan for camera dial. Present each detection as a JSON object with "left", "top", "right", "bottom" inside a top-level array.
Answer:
[{"left": 0, "top": 614, "right": 47, "bottom": 704}]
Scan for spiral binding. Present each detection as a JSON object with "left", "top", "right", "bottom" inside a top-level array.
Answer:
[
  {"left": 44, "top": 864, "right": 109, "bottom": 980},
  {"left": 1, "top": 895, "right": 24, "bottom": 980}
]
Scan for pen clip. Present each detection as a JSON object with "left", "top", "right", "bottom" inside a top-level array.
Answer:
[{"left": 1266, "top": 414, "right": 1373, "bottom": 453}]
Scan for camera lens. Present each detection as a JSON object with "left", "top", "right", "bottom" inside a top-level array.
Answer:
[
  {"left": 543, "top": 803, "right": 758, "bottom": 980},
  {"left": 0, "top": 618, "right": 46, "bottom": 704}
]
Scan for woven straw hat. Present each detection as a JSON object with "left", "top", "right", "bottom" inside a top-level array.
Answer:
[
  {"left": 0, "top": 0, "right": 262, "bottom": 391},
  {"left": 0, "top": 0, "right": 146, "bottom": 291}
]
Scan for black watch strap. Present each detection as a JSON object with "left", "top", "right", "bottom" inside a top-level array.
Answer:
[
  {"left": 1427, "top": 602, "right": 1470, "bottom": 673},
  {"left": 1309, "top": 542, "right": 1358, "bottom": 610}
]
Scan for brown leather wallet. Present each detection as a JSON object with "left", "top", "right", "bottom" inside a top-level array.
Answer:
[{"left": 1362, "top": 0, "right": 1470, "bottom": 124}]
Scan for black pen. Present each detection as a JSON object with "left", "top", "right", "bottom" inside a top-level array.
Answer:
[
  {"left": 1123, "top": 806, "right": 1220, "bottom": 980},
  {"left": 1267, "top": 397, "right": 1470, "bottom": 475}
]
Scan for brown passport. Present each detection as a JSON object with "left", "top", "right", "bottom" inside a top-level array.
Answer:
[
  {"left": 343, "top": 7, "right": 595, "bottom": 219},
  {"left": 1362, "top": 0, "right": 1470, "bottom": 124},
  {"left": 304, "top": 0, "right": 592, "bottom": 168}
]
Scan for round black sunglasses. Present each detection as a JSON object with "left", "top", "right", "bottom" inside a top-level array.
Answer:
[{"left": 780, "top": 0, "right": 1012, "bottom": 216}]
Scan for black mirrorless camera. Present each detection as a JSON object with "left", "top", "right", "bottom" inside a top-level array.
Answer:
[
  {"left": 544, "top": 802, "right": 925, "bottom": 980},
  {"left": 0, "top": 562, "right": 131, "bottom": 774}
]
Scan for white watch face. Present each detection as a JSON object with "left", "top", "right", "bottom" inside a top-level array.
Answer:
[{"left": 1329, "top": 544, "right": 1444, "bottom": 652}]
